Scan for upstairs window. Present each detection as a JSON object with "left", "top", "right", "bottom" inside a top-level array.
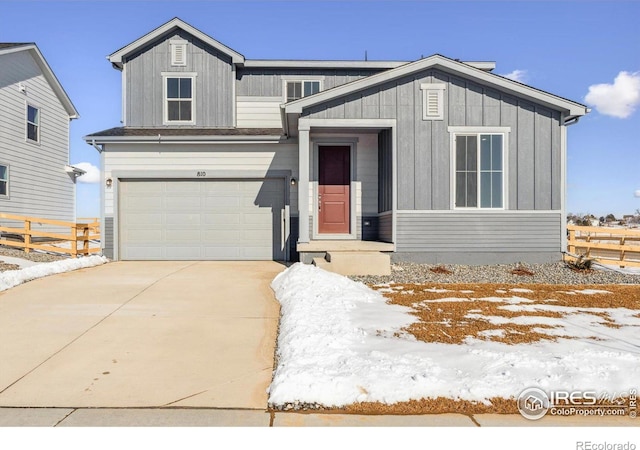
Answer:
[
  {"left": 0, "top": 164, "right": 8, "bottom": 197},
  {"left": 170, "top": 40, "right": 187, "bottom": 66},
  {"left": 27, "top": 104, "right": 39, "bottom": 142},
  {"left": 420, "top": 83, "right": 446, "bottom": 120},
  {"left": 163, "top": 74, "right": 196, "bottom": 124},
  {"left": 453, "top": 132, "right": 505, "bottom": 209},
  {"left": 286, "top": 80, "right": 321, "bottom": 102}
]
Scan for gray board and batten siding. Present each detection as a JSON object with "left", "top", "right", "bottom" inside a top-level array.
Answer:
[
  {"left": 236, "top": 68, "right": 382, "bottom": 97},
  {"left": 0, "top": 49, "right": 76, "bottom": 231},
  {"left": 301, "top": 68, "right": 565, "bottom": 261},
  {"left": 124, "top": 29, "right": 234, "bottom": 127},
  {"left": 302, "top": 68, "right": 563, "bottom": 212}
]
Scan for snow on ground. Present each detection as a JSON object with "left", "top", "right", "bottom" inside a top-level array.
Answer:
[
  {"left": 268, "top": 263, "right": 640, "bottom": 407},
  {"left": 0, "top": 256, "right": 108, "bottom": 292},
  {"left": 0, "top": 255, "right": 42, "bottom": 268}
]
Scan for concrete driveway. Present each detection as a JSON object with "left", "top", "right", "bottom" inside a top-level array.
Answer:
[{"left": 0, "top": 261, "right": 284, "bottom": 409}]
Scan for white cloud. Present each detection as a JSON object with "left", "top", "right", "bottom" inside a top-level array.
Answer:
[
  {"left": 73, "top": 162, "right": 100, "bottom": 184},
  {"left": 584, "top": 71, "right": 640, "bottom": 118},
  {"left": 634, "top": 190, "right": 640, "bottom": 198},
  {"left": 501, "top": 69, "right": 527, "bottom": 83}
]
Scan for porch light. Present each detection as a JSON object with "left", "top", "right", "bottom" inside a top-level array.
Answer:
[
  {"left": 290, "top": 177, "right": 297, "bottom": 186},
  {"left": 106, "top": 177, "right": 113, "bottom": 189}
]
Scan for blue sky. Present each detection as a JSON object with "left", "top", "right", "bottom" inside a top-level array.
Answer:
[{"left": 1, "top": 0, "right": 639, "bottom": 218}]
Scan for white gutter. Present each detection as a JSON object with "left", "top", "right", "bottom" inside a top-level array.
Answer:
[{"left": 86, "top": 135, "right": 287, "bottom": 145}]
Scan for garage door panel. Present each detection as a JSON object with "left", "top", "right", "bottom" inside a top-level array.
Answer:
[
  {"left": 166, "top": 197, "right": 202, "bottom": 209},
  {"left": 119, "top": 179, "right": 285, "bottom": 261},
  {"left": 201, "top": 230, "right": 242, "bottom": 241},
  {"left": 203, "top": 213, "right": 241, "bottom": 225}
]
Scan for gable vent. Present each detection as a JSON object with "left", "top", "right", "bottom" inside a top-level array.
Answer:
[
  {"left": 426, "top": 91, "right": 440, "bottom": 117},
  {"left": 170, "top": 40, "right": 187, "bottom": 66},
  {"left": 420, "top": 83, "right": 446, "bottom": 121}
]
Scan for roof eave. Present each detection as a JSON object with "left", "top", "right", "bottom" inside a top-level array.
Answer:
[
  {"left": 1, "top": 44, "right": 79, "bottom": 119},
  {"left": 83, "top": 134, "right": 286, "bottom": 144},
  {"left": 285, "top": 55, "right": 587, "bottom": 117},
  {"left": 108, "top": 17, "right": 245, "bottom": 67}
]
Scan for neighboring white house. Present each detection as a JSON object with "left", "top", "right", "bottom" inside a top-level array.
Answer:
[{"left": 0, "top": 43, "right": 81, "bottom": 229}]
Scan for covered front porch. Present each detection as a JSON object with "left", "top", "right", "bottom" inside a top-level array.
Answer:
[{"left": 293, "top": 118, "right": 396, "bottom": 275}]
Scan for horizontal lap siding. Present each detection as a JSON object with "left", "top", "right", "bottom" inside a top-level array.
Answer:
[
  {"left": 395, "top": 212, "right": 561, "bottom": 252},
  {"left": 302, "top": 69, "right": 563, "bottom": 212},
  {"left": 126, "top": 30, "right": 234, "bottom": 127},
  {"left": 236, "top": 97, "right": 282, "bottom": 128},
  {"left": 0, "top": 51, "right": 75, "bottom": 229},
  {"left": 379, "top": 214, "right": 392, "bottom": 243}
]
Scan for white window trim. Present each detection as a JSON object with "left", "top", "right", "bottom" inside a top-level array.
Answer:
[
  {"left": 420, "top": 83, "right": 446, "bottom": 121},
  {"left": 281, "top": 76, "right": 325, "bottom": 103},
  {"left": 449, "top": 126, "right": 510, "bottom": 210},
  {"left": 162, "top": 72, "right": 197, "bottom": 125},
  {"left": 170, "top": 39, "right": 188, "bottom": 66},
  {"left": 0, "top": 163, "right": 8, "bottom": 198},
  {"left": 26, "top": 103, "right": 40, "bottom": 144}
]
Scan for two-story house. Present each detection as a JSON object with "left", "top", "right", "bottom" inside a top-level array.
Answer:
[
  {"left": 0, "top": 43, "right": 81, "bottom": 230},
  {"left": 85, "top": 18, "right": 588, "bottom": 270}
]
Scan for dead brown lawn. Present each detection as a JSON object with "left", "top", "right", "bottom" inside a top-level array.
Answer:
[{"left": 319, "top": 283, "right": 640, "bottom": 415}]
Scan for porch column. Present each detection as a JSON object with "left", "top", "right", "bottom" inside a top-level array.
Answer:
[{"left": 298, "top": 124, "right": 311, "bottom": 243}]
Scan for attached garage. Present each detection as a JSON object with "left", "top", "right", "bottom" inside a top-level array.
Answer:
[{"left": 118, "top": 178, "right": 287, "bottom": 261}]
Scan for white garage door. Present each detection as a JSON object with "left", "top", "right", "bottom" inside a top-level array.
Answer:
[{"left": 119, "top": 179, "right": 286, "bottom": 261}]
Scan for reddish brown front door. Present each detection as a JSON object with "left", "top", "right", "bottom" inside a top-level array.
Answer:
[{"left": 318, "top": 145, "right": 350, "bottom": 234}]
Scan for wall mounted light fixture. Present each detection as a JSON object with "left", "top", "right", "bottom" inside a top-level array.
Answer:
[
  {"left": 290, "top": 177, "right": 297, "bottom": 186},
  {"left": 106, "top": 177, "right": 113, "bottom": 189}
]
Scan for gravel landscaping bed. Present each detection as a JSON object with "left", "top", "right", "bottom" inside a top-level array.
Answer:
[
  {"left": 350, "top": 261, "right": 639, "bottom": 285},
  {"left": 0, "top": 247, "right": 66, "bottom": 264}
]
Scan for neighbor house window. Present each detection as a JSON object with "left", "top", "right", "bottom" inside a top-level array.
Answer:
[
  {"left": 286, "top": 80, "right": 321, "bottom": 102},
  {"left": 27, "top": 104, "right": 39, "bottom": 142},
  {"left": 453, "top": 131, "right": 506, "bottom": 209},
  {"left": 0, "top": 164, "right": 8, "bottom": 197},
  {"left": 420, "top": 83, "right": 446, "bottom": 120},
  {"left": 163, "top": 73, "right": 196, "bottom": 124}
]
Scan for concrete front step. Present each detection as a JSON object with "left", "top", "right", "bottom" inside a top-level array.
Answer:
[{"left": 312, "top": 251, "right": 391, "bottom": 276}]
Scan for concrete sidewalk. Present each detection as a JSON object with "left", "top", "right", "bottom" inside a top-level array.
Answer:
[
  {"left": 0, "top": 261, "right": 284, "bottom": 409},
  {"left": 0, "top": 407, "right": 637, "bottom": 427}
]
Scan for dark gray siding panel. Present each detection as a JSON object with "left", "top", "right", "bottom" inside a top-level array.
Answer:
[
  {"left": 395, "top": 212, "right": 561, "bottom": 253},
  {"left": 362, "top": 216, "right": 379, "bottom": 241},
  {"left": 302, "top": 69, "right": 564, "bottom": 212},
  {"left": 379, "top": 214, "right": 392, "bottom": 243},
  {"left": 126, "top": 29, "right": 234, "bottom": 127},
  {"left": 377, "top": 129, "right": 393, "bottom": 213},
  {"left": 104, "top": 216, "right": 114, "bottom": 259}
]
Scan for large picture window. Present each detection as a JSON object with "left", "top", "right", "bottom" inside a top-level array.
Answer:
[
  {"left": 454, "top": 133, "right": 504, "bottom": 209},
  {"left": 163, "top": 74, "right": 195, "bottom": 123}
]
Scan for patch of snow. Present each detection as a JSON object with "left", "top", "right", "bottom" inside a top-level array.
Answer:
[
  {"left": 478, "top": 329, "right": 505, "bottom": 338},
  {"left": 572, "top": 289, "right": 612, "bottom": 295},
  {"left": 0, "top": 256, "right": 108, "bottom": 292},
  {"left": 269, "top": 263, "right": 640, "bottom": 407},
  {"left": 423, "top": 288, "right": 452, "bottom": 293},
  {"left": 509, "top": 288, "right": 534, "bottom": 293}
]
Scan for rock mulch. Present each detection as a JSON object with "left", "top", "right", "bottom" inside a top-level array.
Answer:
[
  {"left": 350, "top": 261, "right": 639, "bottom": 286},
  {"left": 0, "top": 247, "right": 66, "bottom": 273}
]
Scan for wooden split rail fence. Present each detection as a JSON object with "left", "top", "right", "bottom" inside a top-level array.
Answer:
[
  {"left": 567, "top": 225, "right": 640, "bottom": 268},
  {"left": 0, "top": 213, "right": 100, "bottom": 258}
]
